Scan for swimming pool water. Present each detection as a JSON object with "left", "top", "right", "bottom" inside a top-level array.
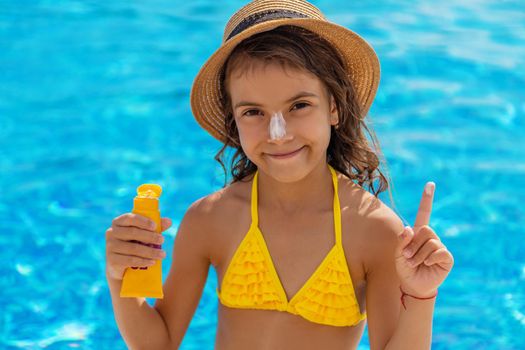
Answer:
[{"left": 1, "top": 0, "right": 524, "bottom": 349}]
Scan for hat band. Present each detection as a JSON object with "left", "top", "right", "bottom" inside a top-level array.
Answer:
[{"left": 226, "top": 9, "right": 308, "bottom": 41}]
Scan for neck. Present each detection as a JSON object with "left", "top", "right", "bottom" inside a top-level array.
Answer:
[{"left": 257, "top": 162, "right": 334, "bottom": 215}]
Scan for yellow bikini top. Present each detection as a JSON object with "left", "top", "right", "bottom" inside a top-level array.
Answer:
[{"left": 216, "top": 165, "right": 367, "bottom": 327}]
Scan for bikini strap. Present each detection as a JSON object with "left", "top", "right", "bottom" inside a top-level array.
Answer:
[
  {"left": 251, "top": 170, "right": 259, "bottom": 227},
  {"left": 328, "top": 165, "right": 343, "bottom": 247}
]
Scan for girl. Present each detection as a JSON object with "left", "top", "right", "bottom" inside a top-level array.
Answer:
[{"left": 105, "top": 1, "right": 454, "bottom": 349}]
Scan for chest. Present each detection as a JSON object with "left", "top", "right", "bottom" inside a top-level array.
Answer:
[{"left": 211, "top": 204, "right": 367, "bottom": 310}]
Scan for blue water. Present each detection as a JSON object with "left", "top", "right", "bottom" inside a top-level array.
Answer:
[{"left": 1, "top": 0, "right": 524, "bottom": 349}]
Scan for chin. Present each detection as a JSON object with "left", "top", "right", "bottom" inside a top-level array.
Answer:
[{"left": 263, "top": 167, "right": 311, "bottom": 183}]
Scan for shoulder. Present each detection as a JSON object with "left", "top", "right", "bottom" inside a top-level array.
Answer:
[
  {"left": 186, "top": 177, "right": 250, "bottom": 226},
  {"left": 179, "top": 178, "right": 252, "bottom": 262},
  {"left": 337, "top": 174, "right": 405, "bottom": 272}
]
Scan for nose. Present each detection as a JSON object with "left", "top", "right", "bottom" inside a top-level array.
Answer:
[{"left": 267, "top": 111, "right": 294, "bottom": 144}]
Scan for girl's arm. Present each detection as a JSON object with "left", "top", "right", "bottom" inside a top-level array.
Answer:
[
  {"left": 383, "top": 294, "right": 436, "bottom": 350},
  {"left": 106, "top": 273, "right": 173, "bottom": 350},
  {"left": 364, "top": 186, "right": 453, "bottom": 350},
  {"left": 107, "top": 200, "right": 211, "bottom": 350},
  {"left": 365, "top": 212, "right": 435, "bottom": 350},
  {"left": 105, "top": 215, "right": 175, "bottom": 350},
  {"left": 363, "top": 208, "right": 409, "bottom": 350},
  {"left": 153, "top": 199, "right": 213, "bottom": 349}
]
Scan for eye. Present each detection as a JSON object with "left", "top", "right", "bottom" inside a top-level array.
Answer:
[
  {"left": 291, "top": 102, "right": 310, "bottom": 111},
  {"left": 243, "top": 109, "right": 263, "bottom": 117}
]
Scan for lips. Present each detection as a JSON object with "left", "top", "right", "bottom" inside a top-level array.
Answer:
[{"left": 267, "top": 146, "right": 305, "bottom": 158}]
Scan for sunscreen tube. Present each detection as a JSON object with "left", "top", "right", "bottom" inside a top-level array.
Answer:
[
  {"left": 120, "top": 184, "right": 164, "bottom": 299},
  {"left": 269, "top": 111, "right": 286, "bottom": 140}
]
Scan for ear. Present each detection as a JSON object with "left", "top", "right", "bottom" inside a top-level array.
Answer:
[{"left": 329, "top": 95, "right": 339, "bottom": 126}]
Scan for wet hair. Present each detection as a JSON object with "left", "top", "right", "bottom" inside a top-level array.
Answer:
[{"left": 215, "top": 25, "right": 395, "bottom": 203}]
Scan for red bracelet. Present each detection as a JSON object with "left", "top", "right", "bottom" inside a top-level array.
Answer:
[{"left": 399, "top": 286, "right": 438, "bottom": 310}]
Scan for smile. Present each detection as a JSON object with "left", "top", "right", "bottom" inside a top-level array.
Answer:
[{"left": 267, "top": 146, "right": 305, "bottom": 159}]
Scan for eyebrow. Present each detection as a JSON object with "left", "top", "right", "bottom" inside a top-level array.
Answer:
[{"left": 233, "top": 91, "right": 319, "bottom": 110}]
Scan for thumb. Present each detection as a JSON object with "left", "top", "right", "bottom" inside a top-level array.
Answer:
[
  {"left": 160, "top": 217, "right": 173, "bottom": 232},
  {"left": 396, "top": 226, "right": 414, "bottom": 256}
]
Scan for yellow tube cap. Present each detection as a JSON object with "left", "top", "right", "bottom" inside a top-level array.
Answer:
[{"left": 137, "top": 184, "right": 162, "bottom": 198}]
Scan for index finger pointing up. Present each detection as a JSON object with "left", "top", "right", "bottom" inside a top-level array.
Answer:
[{"left": 414, "top": 181, "right": 435, "bottom": 229}]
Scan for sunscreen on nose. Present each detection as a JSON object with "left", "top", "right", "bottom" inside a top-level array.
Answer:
[{"left": 269, "top": 111, "right": 286, "bottom": 140}]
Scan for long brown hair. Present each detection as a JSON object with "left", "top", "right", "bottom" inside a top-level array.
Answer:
[{"left": 215, "top": 25, "right": 396, "bottom": 205}]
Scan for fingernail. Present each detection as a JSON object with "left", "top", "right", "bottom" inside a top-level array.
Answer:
[
  {"left": 403, "top": 249, "right": 412, "bottom": 257},
  {"left": 150, "top": 221, "right": 156, "bottom": 229},
  {"left": 425, "top": 182, "right": 435, "bottom": 195}
]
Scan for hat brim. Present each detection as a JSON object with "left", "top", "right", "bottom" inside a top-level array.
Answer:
[{"left": 190, "top": 18, "right": 380, "bottom": 143}]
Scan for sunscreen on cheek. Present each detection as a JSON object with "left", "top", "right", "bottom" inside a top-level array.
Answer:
[{"left": 269, "top": 111, "right": 286, "bottom": 140}]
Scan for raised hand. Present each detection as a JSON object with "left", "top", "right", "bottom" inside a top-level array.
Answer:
[{"left": 395, "top": 182, "right": 454, "bottom": 298}]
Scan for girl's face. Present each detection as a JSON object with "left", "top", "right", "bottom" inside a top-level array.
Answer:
[{"left": 228, "top": 59, "right": 339, "bottom": 182}]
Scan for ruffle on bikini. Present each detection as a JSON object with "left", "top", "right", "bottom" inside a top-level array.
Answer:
[
  {"left": 218, "top": 230, "right": 366, "bottom": 327},
  {"left": 288, "top": 249, "right": 365, "bottom": 326},
  {"left": 218, "top": 236, "right": 284, "bottom": 309}
]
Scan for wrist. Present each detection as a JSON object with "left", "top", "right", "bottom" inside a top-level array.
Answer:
[
  {"left": 399, "top": 285, "right": 438, "bottom": 310},
  {"left": 399, "top": 285, "right": 438, "bottom": 299}
]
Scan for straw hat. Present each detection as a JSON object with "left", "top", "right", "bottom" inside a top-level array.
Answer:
[{"left": 190, "top": 0, "right": 380, "bottom": 143}]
